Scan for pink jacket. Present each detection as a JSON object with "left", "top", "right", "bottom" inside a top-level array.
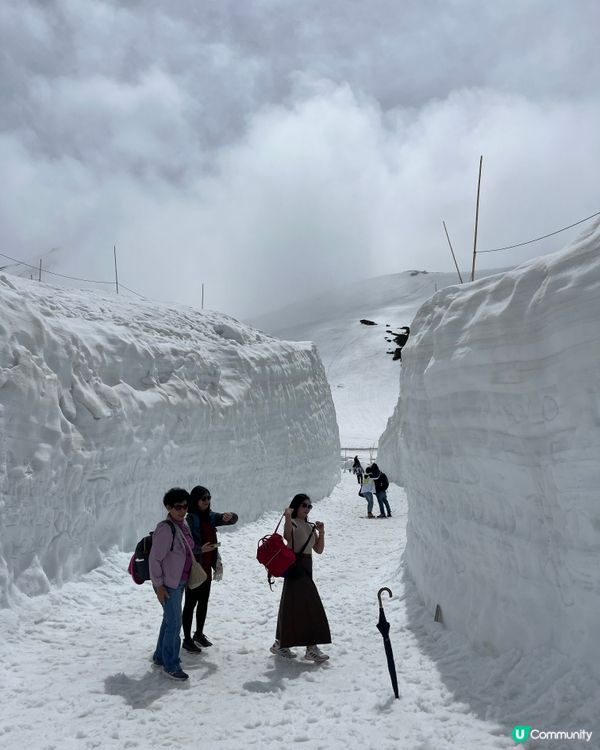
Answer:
[{"left": 149, "top": 519, "right": 193, "bottom": 589}]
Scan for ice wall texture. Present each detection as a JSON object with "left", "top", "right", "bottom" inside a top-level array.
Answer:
[
  {"left": 0, "top": 276, "right": 339, "bottom": 605},
  {"left": 379, "top": 221, "right": 600, "bottom": 676}
]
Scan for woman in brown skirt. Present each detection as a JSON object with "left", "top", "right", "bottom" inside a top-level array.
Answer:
[{"left": 270, "top": 493, "right": 331, "bottom": 662}]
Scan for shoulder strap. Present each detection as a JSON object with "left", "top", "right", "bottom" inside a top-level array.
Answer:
[
  {"left": 166, "top": 520, "right": 197, "bottom": 558},
  {"left": 165, "top": 519, "right": 176, "bottom": 551},
  {"left": 293, "top": 523, "right": 315, "bottom": 555},
  {"left": 273, "top": 512, "right": 286, "bottom": 534}
]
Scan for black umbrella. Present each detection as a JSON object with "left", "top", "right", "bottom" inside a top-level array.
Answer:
[{"left": 376, "top": 587, "right": 399, "bottom": 699}]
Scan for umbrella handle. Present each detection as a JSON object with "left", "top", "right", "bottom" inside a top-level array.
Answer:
[{"left": 377, "top": 586, "right": 392, "bottom": 607}]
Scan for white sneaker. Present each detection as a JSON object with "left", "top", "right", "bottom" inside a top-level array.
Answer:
[
  {"left": 269, "top": 640, "right": 297, "bottom": 659},
  {"left": 304, "top": 645, "right": 329, "bottom": 663}
]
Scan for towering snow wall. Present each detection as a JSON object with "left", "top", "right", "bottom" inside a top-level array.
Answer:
[
  {"left": 0, "top": 276, "right": 339, "bottom": 605},
  {"left": 378, "top": 222, "right": 600, "bottom": 677}
]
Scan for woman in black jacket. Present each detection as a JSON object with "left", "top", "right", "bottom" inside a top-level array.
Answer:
[
  {"left": 369, "top": 463, "right": 392, "bottom": 518},
  {"left": 182, "top": 485, "right": 238, "bottom": 652}
]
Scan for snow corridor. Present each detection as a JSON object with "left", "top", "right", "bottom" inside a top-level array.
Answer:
[{"left": 0, "top": 474, "right": 513, "bottom": 750}]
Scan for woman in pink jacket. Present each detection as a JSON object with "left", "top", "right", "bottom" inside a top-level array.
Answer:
[{"left": 148, "top": 487, "right": 195, "bottom": 681}]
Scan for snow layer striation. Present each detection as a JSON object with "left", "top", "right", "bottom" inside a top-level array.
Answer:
[
  {"left": 379, "top": 221, "right": 600, "bottom": 692},
  {"left": 0, "top": 276, "right": 339, "bottom": 605}
]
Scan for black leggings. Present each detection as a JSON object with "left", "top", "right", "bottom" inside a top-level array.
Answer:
[{"left": 182, "top": 580, "right": 212, "bottom": 639}]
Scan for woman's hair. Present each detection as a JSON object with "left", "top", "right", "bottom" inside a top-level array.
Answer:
[
  {"left": 188, "top": 485, "right": 211, "bottom": 515},
  {"left": 163, "top": 487, "right": 190, "bottom": 509},
  {"left": 289, "top": 493, "right": 310, "bottom": 519}
]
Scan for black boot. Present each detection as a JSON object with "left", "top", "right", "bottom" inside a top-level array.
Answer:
[
  {"left": 182, "top": 638, "right": 202, "bottom": 654},
  {"left": 193, "top": 632, "right": 212, "bottom": 647}
]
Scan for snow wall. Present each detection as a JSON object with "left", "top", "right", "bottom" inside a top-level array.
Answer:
[
  {"left": 379, "top": 222, "right": 600, "bottom": 679},
  {"left": 0, "top": 275, "right": 340, "bottom": 606}
]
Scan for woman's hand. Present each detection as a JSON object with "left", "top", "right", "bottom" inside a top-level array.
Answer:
[
  {"left": 201, "top": 542, "right": 214, "bottom": 552},
  {"left": 156, "top": 585, "right": 169, "bottom": 604},
  {"left": 222, "top": 512, "right": 233, "bottom": 522},
  {"left": 284, "top": 507, "right": 293, "bottom": 519},
  {"left": 313, "top": 521, "right": 325, "bottom": 554}
]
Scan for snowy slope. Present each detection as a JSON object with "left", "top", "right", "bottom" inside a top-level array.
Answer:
[
  {"left": 249, "top": 269, "right": 505, "bottom": 447},
  {"left": 0, "top": 275, "right": 339, "bottom": 605},
  {"left": 379, "top": 221, "right": 600, "bottom": 726}
]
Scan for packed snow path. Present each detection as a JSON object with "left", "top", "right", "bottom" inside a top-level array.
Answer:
[{"left": 0, "top": 474, "right": 512, "bottom": 750}]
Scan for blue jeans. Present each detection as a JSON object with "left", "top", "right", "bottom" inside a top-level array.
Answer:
[
  {"left": 363, "top": 492, "right": 374, "bottom": 514},
  {"left": 153, "top": 581, "right": 185, "bottom": 672},
  {"left": 376, "top": 490, "right": 391, "bottom": 517}
]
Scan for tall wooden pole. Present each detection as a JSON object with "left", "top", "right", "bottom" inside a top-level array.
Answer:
[
  {"left": 201, "top": 283, "right": 204, "bottom": 310},
  {"left": 113, "top": 245, "right": 119, "bottom": 294},
  {"left": 38, "top": 259, "right": 42, "bottom": 282},
  {"left": 471, "top": 155, "right": 483, "bottom": 282},
  {"left": 442, "top": 220, "right": 464, "bottom": 283}
]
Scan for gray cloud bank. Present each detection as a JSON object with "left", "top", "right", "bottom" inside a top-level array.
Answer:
[{"left": 2, "top": 0, "right": 599, "bottom": 317}]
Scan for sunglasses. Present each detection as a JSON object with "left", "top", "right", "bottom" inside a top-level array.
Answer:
[
  {"left": 172, "top": 503, "right": 188, "bottom": 511},
  {"left": 301, "top": 503, "right": 313, "bottom": 509},
  {"left": 199, "top": 495, "right": 211, "bottom": 502}
]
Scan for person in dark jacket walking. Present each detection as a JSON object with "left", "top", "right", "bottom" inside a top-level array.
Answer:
[
  {"left": 368, "top": 463, "right": 392, "bottom": 517},
  {"left": 352, "top": 456, "right": 364, "bottom": 484},
  {"left": 182, "top": 485, "right": 238, "bottom": 652}
]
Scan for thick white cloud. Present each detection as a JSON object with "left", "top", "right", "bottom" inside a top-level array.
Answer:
[{"left": 1, "top": 1, "right": 599, "bottom": 316}]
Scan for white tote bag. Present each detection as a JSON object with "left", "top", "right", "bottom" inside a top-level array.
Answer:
[{"left": 188, "top": 559, "right": 207, "bottom": 589}]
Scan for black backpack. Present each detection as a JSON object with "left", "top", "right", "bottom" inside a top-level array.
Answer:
[
  {"left": 128, "top": 520, "right": 176, "bottom": 584},
  {"left": 380, "top": 472, "right": 389, "bottom": 491}
]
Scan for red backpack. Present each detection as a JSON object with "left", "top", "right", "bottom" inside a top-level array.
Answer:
[{"left": 256, "top": 515, "right": 296, "bottom": 588}]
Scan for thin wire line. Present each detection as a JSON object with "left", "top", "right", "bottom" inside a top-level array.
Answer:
[
  {"left": 119, "top": 283, "right": 146, "bottom": 298},
  {"left": 0, "top": 251, "right": 114, "bottom": 284},
  {"left": 479, "top": 209, "right": 600, "bottom": 254},
  {"left": 0, "top": 251, "right": 43, "bottom": 271},
  {"left": 0, "top": 250, "right": 145, "bottom": 297}
]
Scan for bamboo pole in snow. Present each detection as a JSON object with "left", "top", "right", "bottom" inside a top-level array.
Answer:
[
  {"left": 470, "top": 155, "right": 483, "bottom": 282},
  {"left": 442, "top": 221, "right": 464, "bottom": 283}
]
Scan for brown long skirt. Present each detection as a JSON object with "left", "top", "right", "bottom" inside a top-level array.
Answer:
[{"left": 276, "top": 554, "right": 331, "bottom": 648}]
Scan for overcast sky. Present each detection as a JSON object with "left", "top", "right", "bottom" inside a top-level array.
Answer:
[{"left": 1, "top": 0, "right": 599, "bottom": 318}]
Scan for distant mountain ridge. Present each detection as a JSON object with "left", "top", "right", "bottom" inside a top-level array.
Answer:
[
  {"left": 251, "top": 269, "right": 460, "bottom": 333},
  {"left": 248, "top": 268, "right": 509, "bottom": 446}
]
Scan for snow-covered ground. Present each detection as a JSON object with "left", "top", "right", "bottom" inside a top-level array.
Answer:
[
  {"left": 0, "top": 473, "right": 516, "bottom": 750},
  {"left": 0, "top": 274, "right": 339, "bottom": 604}
]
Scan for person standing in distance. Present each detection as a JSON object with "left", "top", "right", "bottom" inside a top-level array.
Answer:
[
  {"left": 360, "top": 469, "right": 376, "bottom": 518},
  {"left": 369, "top": 463, "right": 392, "bottom": 518}
]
